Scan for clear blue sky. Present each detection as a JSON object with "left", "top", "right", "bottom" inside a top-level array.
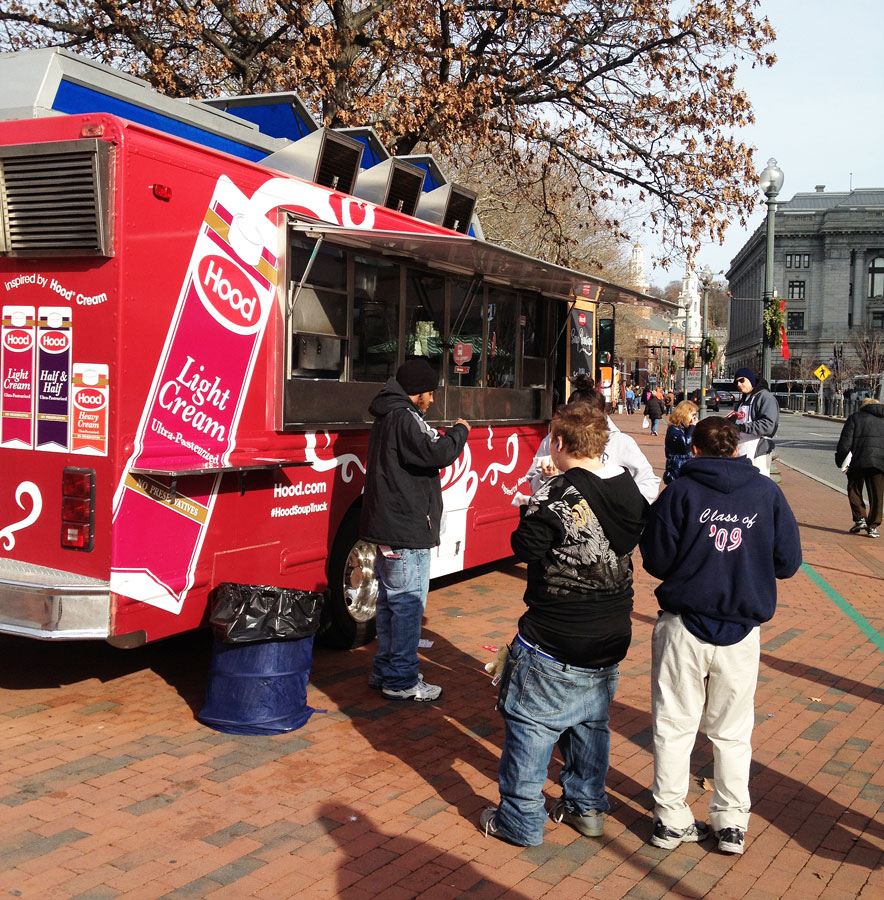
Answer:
[{"left": 645, "top": 0, "right": 884, "bottom": 289}]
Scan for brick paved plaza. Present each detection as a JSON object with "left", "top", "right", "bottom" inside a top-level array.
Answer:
[{"left": 1, "top": 415, "right": 882, "bottom": 899}]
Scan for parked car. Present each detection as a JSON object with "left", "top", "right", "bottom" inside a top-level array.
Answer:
[
  {"left": 690, "top": 389, "right": 719, "bottom": 412},
  {"left": 716, "top": 390, "right": 736, "bottom": 406}
]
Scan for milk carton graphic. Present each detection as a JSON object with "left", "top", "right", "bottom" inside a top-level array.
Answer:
[
  {"left": 110, "top": 176, "right": 279, "bottom": 614},
  {"left": 1, "top": 305, "right": 36, "bottom": 449},
  {"left": 70, "top": 364, "right": 108, "bottom": 456},
  {"left": 36, "top": 306, "right": 72, "bottom": 452}
]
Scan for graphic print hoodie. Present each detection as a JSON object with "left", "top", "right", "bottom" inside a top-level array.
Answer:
[
  {"left": 511, "top": 467, "right": 649, "bottom": 667},
  {"left": 640, "top": 455, "right": 802, "bottom": 645}
]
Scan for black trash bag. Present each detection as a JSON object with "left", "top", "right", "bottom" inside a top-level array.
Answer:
[{"left": 209, "top": 583, "right": 324, "bottom": 643}]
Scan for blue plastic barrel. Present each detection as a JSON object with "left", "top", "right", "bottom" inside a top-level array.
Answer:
[{"left": 198, "top": 636, "right": 316, "bottom": 735}]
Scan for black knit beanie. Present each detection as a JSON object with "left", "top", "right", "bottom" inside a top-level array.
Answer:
[
  {"left": 734, "top": 367, "right": 757, "bottom": 389},
  {"left": 396, "top": 359, "right": 438, "bottom": 395}
]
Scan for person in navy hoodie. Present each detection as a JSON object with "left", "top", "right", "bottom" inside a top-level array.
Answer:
[{"left": 639, "top": 416, "right": 801, "bottom": 856}]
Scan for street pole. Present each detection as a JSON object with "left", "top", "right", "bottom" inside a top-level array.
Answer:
[
  {"left": 682, "top": 300, "right": 690, "bottom": 399},
  {"left": 698, "top": 265, "right": 713, "bottom": 418},
  {"left": 668, "top": 323, "right": 673, "bottom": 391},
  {"left": 759, "top": 158, "right": 784, "bottom": 385},
  {"left": 658, "top": 338, "right": 664, "bottom": 386}
]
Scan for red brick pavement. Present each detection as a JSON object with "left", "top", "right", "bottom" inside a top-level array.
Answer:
[{"left": 1, "top": 412, "right": 882, "bottom": 899}]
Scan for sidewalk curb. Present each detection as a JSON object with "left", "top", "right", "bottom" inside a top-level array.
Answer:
[{"left": 774, "top": 458, "right": 847, "bottom": 495}]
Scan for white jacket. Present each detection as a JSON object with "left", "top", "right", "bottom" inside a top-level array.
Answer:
[{"left": 526, "top": 417, "right": 660, "bottom": 503}]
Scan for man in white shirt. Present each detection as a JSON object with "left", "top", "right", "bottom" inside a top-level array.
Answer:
[{"left": 525, "top": 391, "right": 660, "bottom": 503}]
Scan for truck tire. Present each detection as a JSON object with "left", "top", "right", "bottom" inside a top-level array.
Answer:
[{"left": 318, "top": 508, "right": 378, "bottom": 649}]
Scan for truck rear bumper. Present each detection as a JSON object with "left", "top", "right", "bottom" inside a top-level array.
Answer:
[{"left": 0, "top": 559, "right": 110, "bottom": 640}]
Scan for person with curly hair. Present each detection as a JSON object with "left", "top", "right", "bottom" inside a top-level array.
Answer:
[
  {"left": 480, "top": 404, "right": 649, "bottom": 846},
  {"left": 663, "top": 400, "right": 698, "bottom": 484}
]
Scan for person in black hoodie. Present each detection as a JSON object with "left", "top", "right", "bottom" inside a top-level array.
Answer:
[
  {"left": 360, "top": 359, "right": 470, "bottom": 701},
  {"left": 480, "top": 404, "right": 649, "bottom": 846},
  {"left": 640, "top": 417, "right": 802, "bottom": 856},
  {"left": 835, "top": 397, "right": 884, "bottom": 538},
  {"left": 728, "top": 368, "right": 779, "bottom": 477}
]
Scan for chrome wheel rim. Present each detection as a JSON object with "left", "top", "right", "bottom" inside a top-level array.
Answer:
[{"left": 342, "top": 541, "right": 378, "bottom": 623}]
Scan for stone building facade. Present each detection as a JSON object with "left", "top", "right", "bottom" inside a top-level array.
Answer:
[{"left": 725, "top": 187, "right": 884, "bottom": 378}]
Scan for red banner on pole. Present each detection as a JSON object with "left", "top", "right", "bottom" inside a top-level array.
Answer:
[{"left": 780, "top": 299, "right": 790, "bottom": 360}]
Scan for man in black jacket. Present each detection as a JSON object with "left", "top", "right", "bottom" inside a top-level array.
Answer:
[
  {"left": 360, "top": 359, "right": 470, "bottom": 701},
  {"left": 836, "top": 397, "right": 884, "bottom": 538}
]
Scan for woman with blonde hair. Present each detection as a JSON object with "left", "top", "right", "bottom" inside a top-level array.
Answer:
[{"left": 663, "top": 401, "right": 698, "bottom": 484}]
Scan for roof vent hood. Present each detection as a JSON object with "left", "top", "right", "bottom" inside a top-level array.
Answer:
[{"left": 263, "top": 128, "right": 364, "bottom": 195}]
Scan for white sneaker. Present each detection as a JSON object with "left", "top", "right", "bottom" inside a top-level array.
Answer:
[
  {"left": 650, "top": 819, "right": 711, "bottom": 850},
  {"left": 369, "top": 671, "right": 422, "bottom": 690},
  {"left": 715, "top": 826, "right": 745, "bottom": 855},
  {"left": 382, "top": 679, "right": 442, "bottom": 701}
]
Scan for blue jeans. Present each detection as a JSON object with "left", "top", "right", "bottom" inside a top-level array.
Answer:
[
  {"left": 370, "top": 548, "right": 430, "bottom": 690},
  {"left": 494, "top": 639, "right": 619, "bottom": 845},
  {"left": 650, "top": 417, "right": 660, "bottom": 435}
]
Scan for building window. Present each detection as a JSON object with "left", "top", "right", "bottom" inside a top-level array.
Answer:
[
  {"left": 785, "top": 254, "right": 792, "bottom": 268},
  {"left": 872, "top": 311, "right": 884, "bottom": 330},
  {"left": 786, "top": 311, "right": 805, "bottom": 330},
  {"left": 803, "top": 254, "right": 810, "bottom": 268},
  {"left": 788, "top": 281, "right": 805, "bottom": 300},
  {"left": 869, "top": 257, "right": 884, "bottom": 298}
]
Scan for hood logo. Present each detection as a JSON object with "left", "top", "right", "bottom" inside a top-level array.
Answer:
[
  {"left": 3, "top": 329, "right": 33, "bottom": 351},
  {"left": 75, "top": 388, "right": 105, "bottom": 410},
  {"left": 195, "top": 255, "right": 260, "bottom": 333},
  {"left": 39, "top": 330, "right": 70, "bottom": 353}
]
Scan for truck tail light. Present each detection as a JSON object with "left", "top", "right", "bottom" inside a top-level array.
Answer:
[{"left": 62, "top": 467, "right": 95, "bottom": 551}]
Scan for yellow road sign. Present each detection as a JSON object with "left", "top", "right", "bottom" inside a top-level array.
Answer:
[{"left": 814, "top": 364, "right": 831, "bottom": 381}]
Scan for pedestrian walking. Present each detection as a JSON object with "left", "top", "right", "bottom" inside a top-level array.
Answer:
[
  {"left": 625, "top": 385, "right": 635, "bottom": 414},
  {"left": 639, "top": 417, "right": 801, "bottom": 855},
  {"left": 360, "top": 359, "right": 471, "bottom": 700},
  {"left": 835, "top": 397, "right": 884, "bottom": 538},
  {"left": 481, "top": 404, "right": 648, "bottom": 846},
  {"left": 644, "top": 388, "right": 665, "bottom": 436}
]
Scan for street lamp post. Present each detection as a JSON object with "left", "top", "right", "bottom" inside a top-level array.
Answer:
[
  {"left": 682, "top": 298, "right": 690, "bottom": 399},
  {"left": 759, "top": 157, "right": 784, "bottom": 384},
  {"left": 668, "top": 322, "right": 673, "bottom": 391},
  {"left": 698, "top": 265, "right": 714, "bottom": 419}
]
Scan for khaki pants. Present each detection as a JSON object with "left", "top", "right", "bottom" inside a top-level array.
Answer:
[{"left": 651, "top": 612, "right": 760, "bottom": 832}]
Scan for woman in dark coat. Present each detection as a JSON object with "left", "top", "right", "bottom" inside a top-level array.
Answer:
[{"left": 644, "top": 388, "right": 666, "bottom": 436}]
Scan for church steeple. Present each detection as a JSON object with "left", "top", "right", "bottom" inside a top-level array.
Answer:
[
  {"left": 628, "top": 242, "right": 650, "bottom": 294},
  {"left": 677, "top": 263, "right": 702, "bottom": 343}
]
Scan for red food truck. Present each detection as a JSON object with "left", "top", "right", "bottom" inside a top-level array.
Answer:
[{"left": 0, "top": 48, "right": 615, "bottom": 649}]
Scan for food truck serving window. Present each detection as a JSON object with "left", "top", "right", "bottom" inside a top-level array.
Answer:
[{"left": 282, "top": 226, "right": 556, "bottom": 428}]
